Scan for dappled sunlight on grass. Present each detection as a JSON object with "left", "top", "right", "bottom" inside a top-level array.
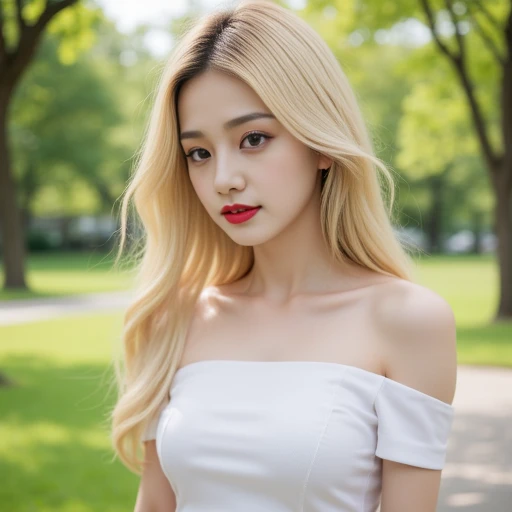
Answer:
[{"left": 0, "top": 315, "right": 137, "bottom": 511}]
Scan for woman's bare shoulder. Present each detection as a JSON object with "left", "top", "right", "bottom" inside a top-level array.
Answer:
[{"left": 371, "top": 278, "right": 457, "bottom": 405}]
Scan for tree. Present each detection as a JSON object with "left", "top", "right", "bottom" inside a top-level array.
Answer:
[
  {"left": 9, "top": 14, "right": 161, "bottom": 225},
  {"left": 0, "top": 0, "right": 99, "bottom": 289},
  {"left": 418, "top": 1, "right": 511, "bottom": 319},
  {"left": 395, "top": 51, "right": 494, "bottom": 253},
  {"left": 302, "top": 0, "right": 512, "bottom": 321},
  {"left": 11, "top": 33, "right": 124, "bottom": 221}
]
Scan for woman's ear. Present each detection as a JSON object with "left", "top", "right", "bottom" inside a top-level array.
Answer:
[{"left": 315, "top": 151, "right": 333, "bottom": 171}]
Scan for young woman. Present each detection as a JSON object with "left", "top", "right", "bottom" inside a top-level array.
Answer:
[{"left": 110, "top": 1, "right": 457, "bottom": 511}]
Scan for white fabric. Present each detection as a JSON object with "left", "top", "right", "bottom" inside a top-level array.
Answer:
[{"left": 141, "top": 360, "right": 455, "bottom": 512}]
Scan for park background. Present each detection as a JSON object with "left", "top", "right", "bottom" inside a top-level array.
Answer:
[{"left": 0, "top": 0, "right": 510, "bottom": 511}]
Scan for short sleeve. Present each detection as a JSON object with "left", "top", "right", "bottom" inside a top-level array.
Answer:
[
  {"left": 374, "top": 378, "right": 455, "bottom": 470},
  {"left": 141, "top": 399, "right": 169, "bottom": 442}
]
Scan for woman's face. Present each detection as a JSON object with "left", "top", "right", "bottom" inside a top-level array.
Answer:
[{"left": 177, "top": 69, "right": 331, "bottom": 246}]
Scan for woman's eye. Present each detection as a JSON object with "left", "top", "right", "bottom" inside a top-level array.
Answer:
[
  {"left": 241, "top": 131, "right": 270, "bottom": 148},
  {"left": 184, "top": 131, "right": 271, "bottom": 163},
  {"left": 185, "top": 148, "right": 210, "bottom": 163}
]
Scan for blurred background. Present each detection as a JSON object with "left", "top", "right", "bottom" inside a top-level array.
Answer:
[{"left": 0, "top": 0, "right": 510, "bottom": 511}]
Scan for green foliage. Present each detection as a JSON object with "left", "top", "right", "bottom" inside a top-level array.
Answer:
[
  {"left": 21, "top": 0, "right": 46, "bottom": 22},
  {"left": 1, "top": 0, "right": 22, "bottom": 48},
  {"left": 298, "top": 0, "right": 506, "bottom": 233},
  {"left": 9, "top": 14, "right": 159, "bottom": 217},
  {"left": 1, "top": 0, "right": 101, "bottom": 64},
  {"left": 10, "top": 33, "right": 121, "bottom": 215},
  {"left": 47, "top": 2, "right": 103, "bottom": 65}
]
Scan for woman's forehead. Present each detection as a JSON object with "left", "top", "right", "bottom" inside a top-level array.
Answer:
[{"left": 177, "top": 71, "right": 271, "bottom": 131}]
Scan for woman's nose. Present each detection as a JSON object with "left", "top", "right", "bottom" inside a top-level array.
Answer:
[{"left": 213, "top": 154, "right": 245, "bottom": 194}]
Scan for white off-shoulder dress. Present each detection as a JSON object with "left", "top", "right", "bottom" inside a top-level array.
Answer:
[{"left": 141, "top": 360, "right": 455, "bottom": 512}]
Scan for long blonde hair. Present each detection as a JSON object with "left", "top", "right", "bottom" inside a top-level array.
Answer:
[{"left": 110, "top": 0, "right": 417, "bottom": 474}]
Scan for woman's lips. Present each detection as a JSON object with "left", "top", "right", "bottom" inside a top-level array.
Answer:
[{"left": 222, "top": 206, "right": 262, "bottom": 224}]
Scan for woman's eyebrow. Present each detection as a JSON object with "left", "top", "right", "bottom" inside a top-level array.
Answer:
[{"left": 180, "top": 112, "right": 276, "bottom": 141}]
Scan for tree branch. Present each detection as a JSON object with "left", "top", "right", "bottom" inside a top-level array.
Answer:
[
  {"left": 35, "top": 0, "right": 79, "bottom": 31},
  {"left": 15, "top": 0, "right": 26, "bottom": 31},
  {"left": 0, "top": 0, "right": 7, "bottom": 65},
  {"left": 473, "top": 0, "right": 503, "bottom": 33},
  {"left": 444, "top": 0, "right": 465, "bottom": 61},
  {"left": 419, "top": 0, "right": 459, "bottom": 61},
  {"left": 468, "top": 11, "right": 506, "bottom": 65},
  {"left": 504, "top": 0, "right": 512, "bottom": 61},
  {"left": 2, "top": 0, "right": 79, "bottom": 93},
  {"left": 418, "top": 0, "right": 500, "bottom": 170}
]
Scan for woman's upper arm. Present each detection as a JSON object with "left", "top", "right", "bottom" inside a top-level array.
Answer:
[
  {"left": 376, "top": 283, "right": 457, "bottom": 511},
  {"left": 381, "top": 460, "right": 443, "bottom": 511},
  {"left": 134, "top": 440, "right": 177, "bottom": 512}
]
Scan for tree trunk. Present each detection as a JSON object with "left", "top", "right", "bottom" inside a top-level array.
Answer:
[
  {"left": 0, "top": 0, "right": 79, "bottom": 290},
  {"left": 427, "top": 174, "right": 443, "bottom": 253},
  {"left": 492, "top": 164, "right": 512, "bottom": 321},
  {"left": 471, "top": 210, "right": 483, "bottom": 254},
  {"left": 497, "top": 4, "right": 512, "bottom": 319},
  {"left": 419, "top": 1, "right": 512, "bottom": 320},
  {"left": 0, "top": 86, "right": 27, "bottom": 289}
]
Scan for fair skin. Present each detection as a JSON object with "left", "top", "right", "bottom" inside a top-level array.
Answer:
[{"left": 135, "top": 69, "right": 457, "bottom": 512}]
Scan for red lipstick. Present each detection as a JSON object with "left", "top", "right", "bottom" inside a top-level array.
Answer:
[{"left": 221, "top": 203, "right": 262, "bottom": 224}]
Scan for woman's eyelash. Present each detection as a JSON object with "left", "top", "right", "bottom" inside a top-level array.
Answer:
[{"left": 185, "top": 131, "right": 272, "bottom": 161}]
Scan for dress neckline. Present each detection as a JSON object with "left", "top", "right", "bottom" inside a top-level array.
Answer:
[
  {"left": 175, "top": 359, "right": 384, "bottom": 379},
  {"left": 172, "top": 359, "right": 454, "bottom": 409}
]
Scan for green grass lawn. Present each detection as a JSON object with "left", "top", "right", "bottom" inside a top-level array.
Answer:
[
  {"left": 414, "top": 253, "right": 499, "bottom": 326},
  {"left": 413, "top": 253, "right": 511, "bottom": 367},
  {"left": 0, "top": 313, "right": 138, "bottom": 512},
  {"left": 0, "top": 250, "right": 135, "bottom": 300},
  {"left": 0, "top": 252, "right": 511, "bottom": 510}
]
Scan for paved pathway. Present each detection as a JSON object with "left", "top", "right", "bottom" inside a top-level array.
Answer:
[
  {"left": 0, "top": 290, "right": 132, "bottom": 325},
  {"left": 439, "top": 364, "right": 512, "bottom": 511},
  {"left": 0, "top": 292, "right": 511, "bottom": 510}
]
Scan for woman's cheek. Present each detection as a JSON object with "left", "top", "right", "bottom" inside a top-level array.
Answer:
[{"left": 190, "top": 173, "right": 211, "bottom": 210}]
